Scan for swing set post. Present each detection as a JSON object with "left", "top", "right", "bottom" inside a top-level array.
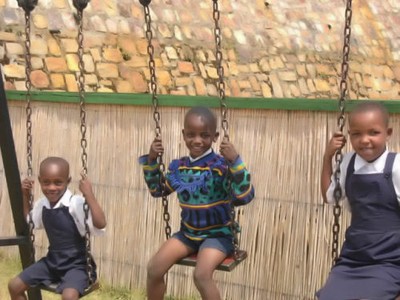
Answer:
[{"left": 0, "top": 67, "right": 42, "bottom": 300}]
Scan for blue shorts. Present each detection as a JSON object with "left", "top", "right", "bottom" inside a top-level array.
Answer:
[
  {"left": 172, "top": 231, "right": 234, "bottom": 255},
  {"left": 19, "top": 256, "right": 96, "bottom": 296}
]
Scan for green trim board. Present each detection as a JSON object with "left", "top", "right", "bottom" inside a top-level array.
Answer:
[{"left": 6, "top": 90, "right": 400, "bottom": 112}]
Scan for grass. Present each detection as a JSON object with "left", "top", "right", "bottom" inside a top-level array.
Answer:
[{"left": 0, "top": 251, "right": 197, "bottom": 300}]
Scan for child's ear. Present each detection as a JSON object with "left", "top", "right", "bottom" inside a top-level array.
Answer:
[
  {"left": 182, "top": 129, "right": 185, "bottom": 136},
  {"left": 213, "top": 132, "right": 220, "bottom": 142},
  {"left": 67, "top": 176, "right": 72, "bottom": 184},
  {"left": 387, "top": 127, "right": 393, "bottom": 138}
]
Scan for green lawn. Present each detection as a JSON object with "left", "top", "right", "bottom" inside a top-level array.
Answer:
[{"left": 0, "top": 251, "right": 196, "bottom": 299}]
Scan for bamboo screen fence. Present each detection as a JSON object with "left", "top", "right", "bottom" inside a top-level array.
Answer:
[{"left": 1, "top": 100, "right": 399, "bottom": 299}]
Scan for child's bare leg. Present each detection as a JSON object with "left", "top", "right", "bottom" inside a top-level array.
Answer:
[
  {"left": 8, "top": 276, "right": 29, "bottom": 300},
  {"left": 147, "top": 238, "right": 193, "bottom": 300},
  {"left": 193, "top": 248, "right": 227, "bottom": 300},
  {"left": 61, "top": 288, "right": 79, "bottom": 300}
]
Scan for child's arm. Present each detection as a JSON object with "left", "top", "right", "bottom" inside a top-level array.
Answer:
[
  {"left": 79, "top": 176, "right": 106, "bottom": 229},
  {"left": 220, "top": 139, "right": 255, "bottom": 206},
  {"left": 321, "top": 132, "right": 346, "bottom": 203},
  {"left": 139, "top": 138, "right": 174, "bottom": 197},
  {"left": 21, "top": 178, "right": 34, "bottom": 220},
  {"left": 21, "top": 178, "right": 45, "bottom": 229}
]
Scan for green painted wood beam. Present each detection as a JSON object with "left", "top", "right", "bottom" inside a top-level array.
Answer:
[{"left": 6, "top": 90, "right": 400, "bottom": 112}]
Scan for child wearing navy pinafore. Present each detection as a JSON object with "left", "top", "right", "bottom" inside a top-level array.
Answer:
[
  {"left": 317, "top": 102, "right": 400, "bottom": 300},
  {"left": 8, "top": 157, "right": 106, "bottom": 300}
]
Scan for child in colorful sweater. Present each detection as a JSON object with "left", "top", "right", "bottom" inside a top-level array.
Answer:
[{"left": 139, "top": 106, "right": 254, "bottom": 300}]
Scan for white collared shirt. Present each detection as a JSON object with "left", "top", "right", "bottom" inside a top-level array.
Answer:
[
  {"left": 28, "top": 189, "right": 105, "bottom": 237},
  {"left": 189, "top": 148, "right": 213, "bottom": 163},
  {"left": 326, "top": 150, "right": 400, "bottom": 206}
]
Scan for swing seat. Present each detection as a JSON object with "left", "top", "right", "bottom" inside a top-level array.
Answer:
[
  {"left": 176, "top": 249, "right": 247, "bottom": 272},
  {"left": 40, "top": 280, "right": 99, "bottom": 296}
]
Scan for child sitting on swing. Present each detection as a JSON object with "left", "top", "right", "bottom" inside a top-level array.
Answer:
[
  {"left": 139, "top": 106, "right": 255, "bottom": 300},
  {"left": 317, "top": 101, "right": 400, "bottom": 300},
  {"left": 8, "top": 156, "right": 106, "bottom": 300}
]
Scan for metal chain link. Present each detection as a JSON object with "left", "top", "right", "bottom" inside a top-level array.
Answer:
[
  {"left": 142, "top": 2, "right": 172, "bottom": 240},
  {"left": 73, "top": 0, "right": 94, "bottom": 286},
  {"left": 19, "top": 3, "right": 36, "bottom": 264},
  {"left": 212, "top": 0, "right": 229, "bottom": 140},
  {"left": 332, "top": 0, "right": 353, "bottom": 266},
  {"left": 212, "top": 0, "right": 241, "bottom": 259}
]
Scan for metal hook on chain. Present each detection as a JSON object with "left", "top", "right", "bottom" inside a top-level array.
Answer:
[
  {"left": 16, "top": 0, "right": 38, "bottom": 13},
  {"left": 72, "top": 0, "right": 90, "bottom": 11},
  {"left": 139, "top": 0, "right": 152, "bottom": 6}
]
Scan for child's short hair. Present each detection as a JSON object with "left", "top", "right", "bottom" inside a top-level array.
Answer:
[
  {"left": 184, "top": 107, "right": 218, "bottom": 132},
  {"left": 39, "top": 156, "right": 70, "bottom": 175},
  {"left": 349, "top": 101, "right": 389, "bottom": 127}
]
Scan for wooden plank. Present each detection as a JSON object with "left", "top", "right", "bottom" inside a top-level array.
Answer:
[
  {"left": 0, "top": 236, "right": 29, "bottom": 246},
  {"left": 0, "top": 64, "right": 42, "bottom": 300}
]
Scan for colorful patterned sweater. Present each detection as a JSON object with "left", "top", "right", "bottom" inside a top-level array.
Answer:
[{"left": 139, "top": 150, "right": 254, "bottom": 240}]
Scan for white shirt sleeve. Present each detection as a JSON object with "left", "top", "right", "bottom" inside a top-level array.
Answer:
[
  {"left": 27, "top": 198, "right": 47, "bottom": 229},
  {"left": 392, "top": 154, "right": 400, "bottom": 205},
  {"left": 69, "top": 195, "right": 105, "bottom": 237}
]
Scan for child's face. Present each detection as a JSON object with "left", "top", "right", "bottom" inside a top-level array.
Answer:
[
  {"left": 348, "top": 110, "right": 392, "bottom": 162},
  {"left": 182, "top": 114, "right": 219, "bottom": 158},
  {"left": 38, "top": 163, "right": 71, "bottom": 206}
]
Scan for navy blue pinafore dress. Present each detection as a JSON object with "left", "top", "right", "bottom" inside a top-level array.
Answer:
[
  {"left": 317, "top": 153, "right": 400, "bottom": 300},
  {"left": 19, "top": 204, "right": 96, "bottom": 295}
]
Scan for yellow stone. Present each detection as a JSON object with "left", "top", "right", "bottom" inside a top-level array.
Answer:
[
  {"left": 48, "top": 38, "right": 61, "bottom": 56},
  {"left": 314, "top": 79, "right": 331, "bottom": 92},
  {"left": 4, "top": 64, "right": 25, "bottom": 79},
  {"left": 53, "top": 0, "right": 66, "bottom": 8},
  {"left": 116, "top": 80, "right": 133, "bottom": 93},
  {"left": 65, "top": 74, "right": 78, "bottom": 92},
  {"left": 50, "top": 74, "right": 65, "bottom": 89},
  {"left": 205, "top": 66, "right": 218, "bottom": 79},
  {"left": 61, "top": 39, "right": 78, "bottom": 53},
  {"left": 103, "top": 48, "right": 123, "bottom": 63},
  {"left": 33, "top": 14, "right": 48, "bottom": 29},
  {"left": 66, "top": 54, "right": 79, "bottom": 72}
]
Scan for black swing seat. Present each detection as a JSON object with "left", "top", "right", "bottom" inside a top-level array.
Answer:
[
  {"left": 176, "top": 249, "right": 247, "bottom": 272},
  {"left": 40, "top": 280, "right": 99, "bottom": 296}
]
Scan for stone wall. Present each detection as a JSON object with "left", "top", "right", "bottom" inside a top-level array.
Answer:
[{"left": 0, "top": 0, "right": 399, "bottom": 100}]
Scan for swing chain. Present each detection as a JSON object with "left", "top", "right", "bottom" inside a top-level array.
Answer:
[
  {"left": 74, "top": 3, "right": 94, "bottom": 286},
  {"left": 212, "top": 0, "right": 229, "bottom": 140},
  {"left": 332, "top": 0, "right": 352, "bottom": 265},
  {"left": 21, "top": 5, "right": 36, "bottom": 264},
  {"left": 142, "top": 2, "right": 172, "bottom": 239},
  {"left": 212, "top": 0, "right": 241, "bottom": 258},
  {"left": 74, "top": 6, "right": 88, "bottom": 177}
]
